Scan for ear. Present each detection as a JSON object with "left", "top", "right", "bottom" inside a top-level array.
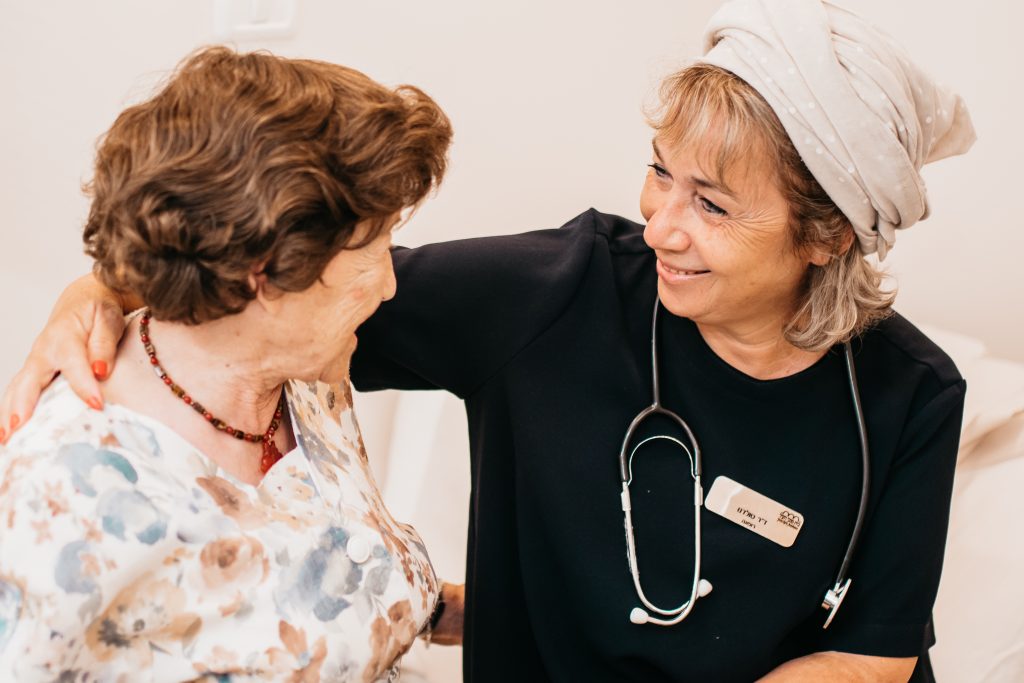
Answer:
[
  {"left": 248, "top": 265, "right": 283, "bottom": 315},
  {"left": 807, "top": 229, "right": 856, "bottom": 267},
  {"left": 806, "top": 245, "right": 832, "bottom": 267}
]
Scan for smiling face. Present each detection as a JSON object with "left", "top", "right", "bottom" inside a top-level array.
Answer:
[{"left": 640, "top": 135, "right": 823, "bottom": 337}]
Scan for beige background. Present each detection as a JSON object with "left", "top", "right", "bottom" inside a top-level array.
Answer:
[
  {"left": 1, "top": 1, "right": 1021, "bottom": 679},
  {"left": 2, "top": 0, "right": 1021, "bottom": 380}
]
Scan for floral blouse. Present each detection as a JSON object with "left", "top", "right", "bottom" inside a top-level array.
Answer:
[{"left": 0, "top": 377, "right": 438, "bottom": 682}]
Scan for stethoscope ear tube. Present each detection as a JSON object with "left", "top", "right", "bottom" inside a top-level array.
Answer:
[
  {"left": 619, "top": 297, "right": 709, "bottom": 626},
  {"left": 621, "top": 473, "right": 709, "bottom": 626}
]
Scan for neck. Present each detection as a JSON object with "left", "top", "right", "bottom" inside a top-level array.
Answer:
[
  {"left": 103, "top": 309, "right": 309, "bottom": 484},
  {"left": 137, "top": 314, "right": 286, "bottom": 434},
  {"left": 112, "top": 307, "right": 294, "bottom": 440},
  {"left": 695, "top": 317, "right": 824, "bottom": 380}
]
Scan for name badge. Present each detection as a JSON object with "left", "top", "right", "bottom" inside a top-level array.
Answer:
[{"left": 704, "top": 475, "right": 804, "bottom": 548}]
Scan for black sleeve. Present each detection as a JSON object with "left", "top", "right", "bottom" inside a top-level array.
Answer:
[
  {"left": 350, "top": 209, "right": 598, "bottom": 398},
  {"left": 816, "top": 379, "right": 967, "bottom": 657}
]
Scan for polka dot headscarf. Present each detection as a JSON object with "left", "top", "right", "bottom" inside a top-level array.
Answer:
[{"left": 701, "top": 0, "right": 976, "bottom": 258}]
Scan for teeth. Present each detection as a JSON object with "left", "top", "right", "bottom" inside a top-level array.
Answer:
[{"left": 664, "top": 263, "right": 708, "bottom": 276}]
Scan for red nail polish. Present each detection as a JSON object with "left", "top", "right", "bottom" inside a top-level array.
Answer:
[
  {"left": 0, "top": 427, "right": 6, "bottom": 443},
  {"left": 92, "top": 360, "right": 108, "bottom": 380},
  {"left": 9, "top": 414, "right": 19, "bottom": 430},
  {"left": 87, "top": 397, "right": 104, "bottom": 411}
]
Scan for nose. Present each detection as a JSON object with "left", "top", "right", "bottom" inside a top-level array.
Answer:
[{"left": 643, "top": 197, "right": 695, "bottom": 253}]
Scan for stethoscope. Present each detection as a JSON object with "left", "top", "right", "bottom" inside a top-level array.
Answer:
[{"left": 619, "top": 296, "right": 871, "bottom": 629}]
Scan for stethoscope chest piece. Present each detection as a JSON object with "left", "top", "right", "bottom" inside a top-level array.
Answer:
[{"left": 822, "top": 578, "right": 852, "bottom": 629}]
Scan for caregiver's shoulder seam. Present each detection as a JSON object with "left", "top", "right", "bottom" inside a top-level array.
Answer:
[
  {"left": 869, "top": 311, "right": 963, "bottom": 389},
  {"left": 576, "top": 208, "right": 649, "bottom": 254}
]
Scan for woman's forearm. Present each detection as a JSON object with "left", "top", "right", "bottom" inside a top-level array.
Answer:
[{"left": 757, "top": 651, "right": 916, "bottom": 683}]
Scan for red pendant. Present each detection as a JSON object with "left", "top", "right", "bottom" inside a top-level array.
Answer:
[{"left": 260, "top": 439, "right": 284, "bottom": 474}]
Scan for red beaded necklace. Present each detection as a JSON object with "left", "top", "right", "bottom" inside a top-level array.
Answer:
[{"left": 139, "top": 310, "right": 286, "bottom": 474}]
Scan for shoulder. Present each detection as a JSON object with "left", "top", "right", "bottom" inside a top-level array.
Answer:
[
  {"left": 391, "top": 208, "right": 644, "bottom": 285},
  {"left": 354, "top": 209, "right": 649, "bottom": 395},
  {"left": 590, "top": 208, "right": 648, "bottom": 254},
  {"left": 0, "top": 383, "right": 180, "bottom": 669},
  {"left": 857, "top": 312, "right": 967, "bottom": 448},
  {"left": 1, "top": 380, "right": 128, "bottom": 506},
  {"left": 1, "top": 377, "right": 94, "bottom": 455},
  {"left": 862, "top": 312, "right": 963, "bottom": 388},
  {"left": 0, "top": 379, "right": 174, "bottom": 549}
]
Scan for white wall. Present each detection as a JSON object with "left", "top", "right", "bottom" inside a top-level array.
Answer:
[
  {"left": 4, "top": 0, "right": 1019, "bottom": 388},
  {"left": 1, "top": 1, "right": 1021, "bottom": 678}
]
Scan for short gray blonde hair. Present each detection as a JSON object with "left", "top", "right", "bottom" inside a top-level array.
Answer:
[{"left": 650, "top": 63, "right": 894, "bottom": 351}]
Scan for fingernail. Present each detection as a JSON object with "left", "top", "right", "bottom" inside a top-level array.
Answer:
[
  {"left": 9, "top": 414, "right": 19, "bottom": 431},
  {"left": 92, "top": 360, "right": 108, "bottom": 380},
  {"left": 0, "top": 427, "right": 6, "bottom": 443},
  {"left": 87, "top": 397, "right": 104, "bottom": 411}
]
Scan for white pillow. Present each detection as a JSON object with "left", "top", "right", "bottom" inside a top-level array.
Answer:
[
  {"left": 932, "top": 413, "right": 1024, "bottom": 682},
  {"left": 918, "top": 324, "right": 1024, "bottom": 460}
]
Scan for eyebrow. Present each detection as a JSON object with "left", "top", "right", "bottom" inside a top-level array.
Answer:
[{"left": 651, "top": 140, "right": 736, "bottom": 199}]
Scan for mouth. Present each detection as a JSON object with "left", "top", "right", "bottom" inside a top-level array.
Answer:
[{"left": 656, "top": 259, "right": 711, "bottom": 283}]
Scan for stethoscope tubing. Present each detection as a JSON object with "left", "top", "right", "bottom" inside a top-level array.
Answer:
[
  {"left": 619, "top": 298, "right": 706, "bottom": 624},
  {"left": 833, "top": 343, "right": 871, "bottom": 590},
  {"left": 619, "top": 296, "right": 869, "bottom": 628}
]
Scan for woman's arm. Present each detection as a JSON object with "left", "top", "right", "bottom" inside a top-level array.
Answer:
[
  {"left": 796, "top": 378, "right": 967, "bottom": 675},
  {"left": 0, "top": 273, "right": 129, "bottom": 443},
  {"left": 424, "top": 582, "right": 464, "bottom": 646},
  {"left": 352, "top": 212, "right": 597, "bottom": 398},
  {"left": 758, "top": 652, "right": 916, "bottom": 682},
  {"left": 4, "top": 212, "right": 598, "bottom": 441}
]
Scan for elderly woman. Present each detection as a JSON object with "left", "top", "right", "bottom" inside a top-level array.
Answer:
[
  {"left": 0, "top": 47, "right": 458, "bottom": 681},
  {"left": 3, "top": 1, "right": 976, "bottom": 681}
]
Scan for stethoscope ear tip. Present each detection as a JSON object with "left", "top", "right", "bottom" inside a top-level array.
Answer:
[
  {"left": 630, "top": 607, "right": 650, "bottom": 625},
  {"left": 698, "top": 578, "right": 713, "bottom": 598}
]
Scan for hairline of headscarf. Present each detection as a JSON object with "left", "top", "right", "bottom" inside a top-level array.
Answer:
[{"left": 698, "top": 0, "right": 975, "bottom": 258}]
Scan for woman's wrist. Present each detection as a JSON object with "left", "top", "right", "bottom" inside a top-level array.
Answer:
[
  {"left": 422, "top": 581, "right": 464, "bottom": 646},
  {"left": 70, "top": 271, "right": 140, "bottom": 316}
]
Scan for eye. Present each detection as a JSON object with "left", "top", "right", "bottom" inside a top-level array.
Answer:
[
  {"left": 647, "top": 163, "right": 670, "bottom": 179},
  {"left": 699, "top": 197, "right": 727, "bottom": 217}
]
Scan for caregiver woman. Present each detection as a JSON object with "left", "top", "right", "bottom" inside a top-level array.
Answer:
[{"left": 1, "top": 1, "right": 975, "bottom": 681}]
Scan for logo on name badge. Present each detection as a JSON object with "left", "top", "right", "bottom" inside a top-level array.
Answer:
[{"left": 704, "top": 475, "right": 804, "bottom": 547}]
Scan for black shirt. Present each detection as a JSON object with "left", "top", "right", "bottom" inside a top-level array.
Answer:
[{"left": 352, "top": 209, "right": 965, "bottom": 682}]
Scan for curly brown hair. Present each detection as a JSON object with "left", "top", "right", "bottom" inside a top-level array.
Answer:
[{"left": 84, "top": 46, "right": 452, "bottom": 324}]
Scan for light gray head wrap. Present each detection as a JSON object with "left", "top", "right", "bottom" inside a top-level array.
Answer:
[{"left": 701, "top": 0, "right": 976, "bottom": 258}]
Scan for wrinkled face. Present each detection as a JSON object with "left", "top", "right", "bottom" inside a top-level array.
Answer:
[
  {"left": 271, "top": 216, "right": 398, "bottom": 383},
  {"left": 640, "top": 135, "right": 817, "bottom": 334}
]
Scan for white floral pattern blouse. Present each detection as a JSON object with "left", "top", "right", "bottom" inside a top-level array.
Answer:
[{"left": 0, "top": 377, "right": 438, "bottom": 682}]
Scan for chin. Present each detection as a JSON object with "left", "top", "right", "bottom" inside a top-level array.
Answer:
[
  {"left": 309, "top": 333, "right": 357, "bottom": 385},
  {"left": 656, "top": 282, "right": 708, "bottom": 322},
  {"left": 317, "top": 354, "right": 353, "bottom": 385}
]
